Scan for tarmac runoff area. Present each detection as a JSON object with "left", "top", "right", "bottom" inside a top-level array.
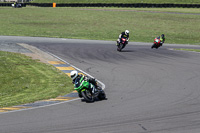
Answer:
[{"left": 0, "top": 43, "right": 81, "bottom": 113}]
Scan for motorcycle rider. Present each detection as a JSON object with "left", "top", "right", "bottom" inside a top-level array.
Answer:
[
  {"left": 155, "top": 34, "right": 165, "bottom": 46},
  {"left": 70, "top": 70, "right": 98, "bottom": 97},
  {"left": 116, "top": 30, "right": 130, "bottom": 46}
]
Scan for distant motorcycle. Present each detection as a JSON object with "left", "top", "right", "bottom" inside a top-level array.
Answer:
[
  {"left": 117, "top": 38, "right": 128, "bottom": 52},
  {"left": 74, "top": 76, "right": 106, "bottom": 102},
  {"left": 12, "top": 3, "right": 22, "bottom": 8},
  {"left": 151, "top": 38, "right": 162, "bottom": 49}
]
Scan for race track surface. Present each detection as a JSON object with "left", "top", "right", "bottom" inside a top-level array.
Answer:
[{"left": 1, "top": 36, "right": 200, "bottom": 133}]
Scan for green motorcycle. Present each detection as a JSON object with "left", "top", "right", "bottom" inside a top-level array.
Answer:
[{"left": 74, "top": 76, "right": 106, "bottom": 102}]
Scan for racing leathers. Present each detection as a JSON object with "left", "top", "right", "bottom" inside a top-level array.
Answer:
[
  {"left": 155, "top": 35, "right": 165, "bottom": 46},
  {"left": 117, "top": 32, "right": 129, "bottom": 46},
  {"left": 72, "top": 74, "right": 98, "bottom": 98}
]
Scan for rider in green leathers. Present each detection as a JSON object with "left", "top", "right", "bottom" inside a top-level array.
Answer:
[{"left": 70, "top": 70, "right": 98, "bottom": 98}]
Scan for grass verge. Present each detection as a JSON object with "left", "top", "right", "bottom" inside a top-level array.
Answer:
[
  {"left": 0, "top": 51, "right": 73, "bottom": 107},
  {"left": 174, "top": 48, "right": 200, "bottom": 52},
  {"left": 0, "top": 7, "right": 199, "bottom": 44}
]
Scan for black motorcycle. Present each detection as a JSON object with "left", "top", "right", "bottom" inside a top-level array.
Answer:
[{"left": 74, "top": 76, "right": 106, "bottom": 102}]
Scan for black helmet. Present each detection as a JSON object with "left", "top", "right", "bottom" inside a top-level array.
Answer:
[{"left": 161, "top": 34, "right": 165, "bottom": 39}]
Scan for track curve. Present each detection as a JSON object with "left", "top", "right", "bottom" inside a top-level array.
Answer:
[{"left": 1, "top": 36, "right": 200, "bottom": 133}]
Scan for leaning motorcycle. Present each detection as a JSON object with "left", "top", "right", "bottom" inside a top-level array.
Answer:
[
  {"left": 151, "top": 38, "right": 162, "bottom": 49},
  {"left": 74, "top": 76, "right": 106, "bottom": 102},
  {"left": 117, "top": 38, "right": 127, "bottom": 52}
]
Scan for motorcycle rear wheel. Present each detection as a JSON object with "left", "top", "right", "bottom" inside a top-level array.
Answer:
[{"left": 98, "top": 90, "right": 106, "bottom": 100}]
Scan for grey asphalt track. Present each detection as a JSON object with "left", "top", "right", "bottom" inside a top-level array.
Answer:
[{"left": 1, "top": 36, "right": 200, "bottom": 133}]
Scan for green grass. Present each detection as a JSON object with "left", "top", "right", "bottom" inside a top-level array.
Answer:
[
  {"left": 31, "top": 0, "right": 200, "bottom": 4},
  {"left": 0, "top": 51, "right": 74, "bottom": 107},
  {"left": 122, "top": 8, "right": 200, "bottom": 14},
  {"left": 0, "top": 7, "right": 199, "bottom": 44},
  {"left": 174, "top": 48, "right": 200, "bottom": 52}
]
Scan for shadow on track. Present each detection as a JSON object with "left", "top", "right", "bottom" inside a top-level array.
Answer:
[
  {"left": 81, "top": 98, "right": 108, "bottom": 103},
  {"left": 118, "top": 49, "right": 135, "bottom": 52}
]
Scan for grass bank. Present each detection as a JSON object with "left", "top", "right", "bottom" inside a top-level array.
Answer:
[
  {"left": 31, "top": 0, "right": 200, "bottom": 4},
  {"left": 0, "top": 51, "right": 73, "bottom": 107},
  {"left": 174, "top": 48, "right": 200, "bottom": 52},
  {"left": 0, "top": 7, "right": 199, "bottom": 44}
]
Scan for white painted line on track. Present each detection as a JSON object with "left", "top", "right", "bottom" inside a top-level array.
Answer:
[
  {"left": 0, "top": 98, "right": 80, "bottom": 115},
  {"left": 47, "top": 52, "right": 106, "bottom": 90}
]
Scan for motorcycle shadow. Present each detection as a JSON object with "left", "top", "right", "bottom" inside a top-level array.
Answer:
[
  {"left": 81, "top": 97, "right": 108, "bottom": 103},
  {"left": 119, "top": 50, "right": 135, "bottom": 52}
]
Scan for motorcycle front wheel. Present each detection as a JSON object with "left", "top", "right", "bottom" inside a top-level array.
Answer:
[
  {"left": 151, "top": 44, "right": 158, "bottom": 49},
  {"left": 81, "top": 89, "right": 94, "bottom": 102},
  {"left": 151, "top": 44, "right": 155, "bottom": 49},
  {"left": 117, "top": 43, "right": 124, "bottom": 52}
]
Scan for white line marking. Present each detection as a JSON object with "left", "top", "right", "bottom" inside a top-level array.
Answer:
[
  {"left": 47, "top": 52, "right": 106, "bottom": 90},
  {"left": 0, "top": 98, "right": 80, "bottom": 114}
]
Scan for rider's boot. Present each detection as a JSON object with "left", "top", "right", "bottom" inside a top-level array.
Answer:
[
  {"left": 89, "top": 78, "right": 98, "bottom": 87},
  {"left": 90, "top": 86, "right": 97, "bottom": 95},
  {"left": 116, "top": 41, "right": 120, "bottom": 46},
  {"left": 89, "top": 78, "right": 100, "bottom": 94}
]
